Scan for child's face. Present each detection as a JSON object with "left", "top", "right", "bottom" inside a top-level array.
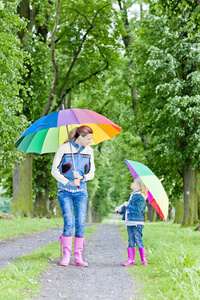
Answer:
[{"left": 130, "top": 181, "right": 139, "bottom": 191}]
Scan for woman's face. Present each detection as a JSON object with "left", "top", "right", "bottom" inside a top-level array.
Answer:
[{"left": 79, "top": 133, "right": 93, "bottom": 147}]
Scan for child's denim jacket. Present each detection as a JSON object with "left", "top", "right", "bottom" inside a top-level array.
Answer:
[{"left": 119, "top": 191, "right": 146, "bottom": 223}]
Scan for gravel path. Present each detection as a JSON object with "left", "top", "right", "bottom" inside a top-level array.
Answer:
[
  {"left": 0, "top": 227, "right": 62, "bottom": 269},
  {"left": 33, "top": 224, "right": 141, "bottom": 300},
  {"left": 0, "top": 216, "right": 142, "bottom": 299}
]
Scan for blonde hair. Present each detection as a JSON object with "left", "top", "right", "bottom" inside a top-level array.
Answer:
[
  {"left": 134, "top": 177, "right": 148, "bottom": 193},
  {"left": 65, "top": 125, "right": 93, "bottom": 143}
]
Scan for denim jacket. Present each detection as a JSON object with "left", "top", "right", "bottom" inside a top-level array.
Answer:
[
  {"left": 51, "top": 140, "right": 95, "bottom": 192},
  {"left": 119, "top": 191, "right": 146, "bottom": 224}
]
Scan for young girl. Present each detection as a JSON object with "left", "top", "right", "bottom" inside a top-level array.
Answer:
[
  {"left": 51, "top": 125, "right": 95, "bottom": 267},
  {"left": 115, "top": 177, "right": 148, "bottom": 266}
]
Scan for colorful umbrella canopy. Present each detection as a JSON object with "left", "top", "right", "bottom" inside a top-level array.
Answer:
[
  {"left": 15, "top": 108, "right": 121, "bottom": 154},
  {"left": 125, "top": 160, "right": 169, "bottom": 220}
]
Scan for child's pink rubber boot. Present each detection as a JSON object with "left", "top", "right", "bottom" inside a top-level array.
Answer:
[
  {"left": 139, "top": 247, "right": 148, "bottom": 265},
  {"left": 123, "top": 247, "right": 136, "bottom": 266}
]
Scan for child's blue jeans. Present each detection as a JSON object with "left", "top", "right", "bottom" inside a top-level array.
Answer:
[
  {"left": 127, "top": 225, "right": 144, "bottom": 248},
  {"left": 58, "top": 189, "right": 88, "bottom": 237}
]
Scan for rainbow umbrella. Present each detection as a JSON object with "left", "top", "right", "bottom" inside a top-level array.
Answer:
[
  {"left": 15, "top": 108, "right": 121, "bottom": 154},
  {"left": 125, "top": 160, "right": 169, "bottom": 220}
]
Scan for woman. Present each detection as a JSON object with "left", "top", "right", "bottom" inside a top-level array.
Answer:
[{"left": 51, "top": 125, "right": 95, "bottom": 267}]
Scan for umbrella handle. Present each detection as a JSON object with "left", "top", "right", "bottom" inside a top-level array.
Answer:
[
  {"left": 66, "top": 125, "right": 80, "bottom": 188},
  {"left": 76, "top": 179, "right": 80, "bottom": 189}
]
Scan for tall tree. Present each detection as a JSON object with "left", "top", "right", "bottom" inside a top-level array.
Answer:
[
  {"left": 11, "top": 0, "right": 53, "bottom": 216},
  {"left": 129, "top": 4, "right": 200, "bottom": 226},
  {"left": 9, "top": 0, "right": 125, "bottom": 216},
  {"left": 117, "top": 0, "right": 138, "bottom": 112},
  {"left": 71, "top": 65, "right": 145, "bottom": 219},
  {"left": 0, "top": 0, "right": 31, "bottom": 215}
]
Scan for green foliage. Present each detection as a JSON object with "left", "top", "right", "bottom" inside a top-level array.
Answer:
[
  {"left": 151, "top": 0, "right": 200, "bottom": 36},
  {"left": 32, "top": 154, "right": 57, "bottom": 201},
  {"left": 119, "top": 222, "right": 200, "bottom": 299},
  {"left": 0, "top": 196, "right": 11, "bottom": 214},
  {"left": 0, "top": 0, "right": 127, "bottom": 216},
  {"left": 4, "top": 0, "right": 200, "bottom": 221},
  {"left": 0, "top": 1, "right": 28, "bottom": 178},
  {"left": 48, "top": 0, "right": 124, "bottom": 109},
  {"left": 71, "top": 64, "right": 146, "bottom": 217},
  {"left": 128, "top": 7, "right": 200, "bottom": 205}
]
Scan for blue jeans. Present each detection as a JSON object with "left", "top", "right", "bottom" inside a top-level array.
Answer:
[
  {"left": 127, "top": 225, "right": 144, "bottom": 248},
  {"left": 58, "top": 189, "right": 88, "bottom": 237}
]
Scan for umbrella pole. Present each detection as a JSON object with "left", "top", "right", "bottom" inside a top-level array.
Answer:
[{"left": 66, "top": 125, "right": 76, "bottom": 172}]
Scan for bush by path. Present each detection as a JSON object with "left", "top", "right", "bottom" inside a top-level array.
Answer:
[{"left": 119, "top": 222, "right": 200, "bottom": 300}]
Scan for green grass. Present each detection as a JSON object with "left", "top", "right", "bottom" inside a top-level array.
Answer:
[
  {"left": 0, "top": 225, "right": 97, "bottom": 300},
  {"left": 0, "top": 217, "right": 64, "bottom": 240},
  {"left": 119, "top": 222, "right": 200, "bottom": 300}
]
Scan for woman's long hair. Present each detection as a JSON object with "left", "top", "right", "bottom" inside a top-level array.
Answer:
[{"left": 65, "top": 125, "right": 93, "bottom": 143}]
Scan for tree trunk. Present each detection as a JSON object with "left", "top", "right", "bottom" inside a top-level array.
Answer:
[
  {"left": 33, "top": 155, "right": 53, "bottom": 217},
  {"left": 147, "top": 202, "right": 156, "bottom": 221},
  {"left": 34, "top": 185, "right": 49, "bottom": 217},
  {"left": 92, "top": 211, "right": 102, "bottom": 223},
  {"left": 198, "top": 190, "right": 200, "bottom": 220},
  {"left": 86, "top": 199, "right": 93, "bottom": 223},
  {"left": 197, "top": 170, "right": 200, "bottom": 220},
  {"left": 182, "top": 167, "right": 199, "bottom": 226},
  {"left": 11, "top": 154, "right": 33, "bottom": 217},
  {"left": 174, "top": 200, "right": 184, "bottom": 224},
  {"left": 49, "top": 198, "right": 62, "bottom": 217},
  {"left": 13, "top": 0, "right": 52, "bottom": 217},
  {"left": 66, "top": 93, "right": 71, "bottom": 109}
]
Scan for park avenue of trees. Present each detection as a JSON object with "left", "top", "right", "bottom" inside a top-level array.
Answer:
[{"left": 0, "top": 0, "right": 200, "bottom": 227}]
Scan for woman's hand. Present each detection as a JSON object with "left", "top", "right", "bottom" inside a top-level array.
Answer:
[
  {"left": 69, "top": 179, "right": 80, "bottom": 187},
  {"left": 72, "top": 171, "right": 83, "bottom": 180},
  {"left": 122, "top": 201, "right": 129, "bottom": 207}
]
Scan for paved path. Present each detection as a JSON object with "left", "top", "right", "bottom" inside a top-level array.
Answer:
[{"left": 33, "top": 224, "right": 140, "bottom": 300}]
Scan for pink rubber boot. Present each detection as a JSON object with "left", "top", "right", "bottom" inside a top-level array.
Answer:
[
  {"left": 123, "top": 248, "right": 136, "bottom": 266},
  {"left": 139, "top": 247, "right": 148, "bottom": 265},
  {"left": 74, "top": 237, "right": 88, "bottom": 267},
  {"left": 59, "top": 235, "right": 72, "bottom": 266}
]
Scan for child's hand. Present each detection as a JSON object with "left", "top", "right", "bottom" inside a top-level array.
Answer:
[
  {"left": 123, "top": 201, "right": 129, "bottom": 207},
  {"left": 115, "top": 206, "right": 121, "bottom": 213}
]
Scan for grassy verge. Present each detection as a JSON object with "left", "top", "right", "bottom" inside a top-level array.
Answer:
[
  {"left": 119, "top": 222, "right": 200, "bottom": 300},
  {"left": 0, "top": 217, "right": 64, "bottom": 240},
  {"left": 0, "top": 225, "right": 97, "bottom": 300}
]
